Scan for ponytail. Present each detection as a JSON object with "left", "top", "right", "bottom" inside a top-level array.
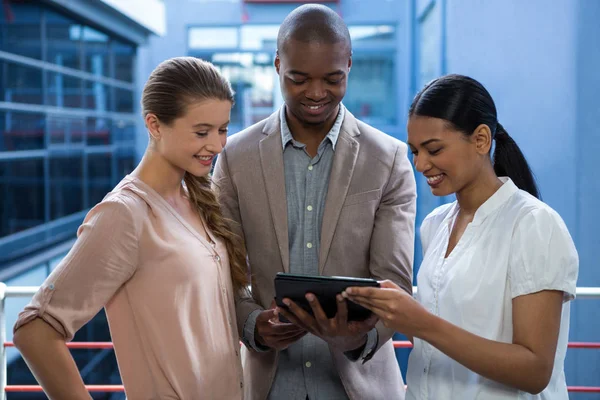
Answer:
[{"left": 493, "top": 123, "right": 540, "bottom": 199}]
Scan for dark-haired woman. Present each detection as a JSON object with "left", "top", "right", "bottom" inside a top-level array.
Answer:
[{"left": 345, "top": 74, "right": 578, "bottom": 399}]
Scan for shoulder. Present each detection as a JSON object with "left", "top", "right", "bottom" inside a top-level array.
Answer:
[
  {"left": 423, "top": 202, "right": 455, "bottom": 230},
  {"left": 224, "top": 119, "right": 270, "bottom": 154}
]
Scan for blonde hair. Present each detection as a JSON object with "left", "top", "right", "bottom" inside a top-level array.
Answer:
[{"left": 141, "top": 57, "right": 248, "bottom": 293}]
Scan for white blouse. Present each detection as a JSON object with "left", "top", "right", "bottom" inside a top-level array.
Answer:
[{"left": 406, "top": 178, "right": 579, "bottom": 400}]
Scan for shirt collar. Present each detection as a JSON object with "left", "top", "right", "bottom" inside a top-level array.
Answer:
[
  {"left": 280, "top": 104, "right": 345, "bottom": 151},
  {"left": 443, "top": 177, "right": 519, "bottom": 228}
]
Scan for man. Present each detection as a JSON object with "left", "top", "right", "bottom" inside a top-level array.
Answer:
[{"left": 213, "top": 4, "right": 416, "bottom": 400}]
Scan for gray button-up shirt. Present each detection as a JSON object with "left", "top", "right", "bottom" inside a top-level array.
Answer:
[{"left": 243, "top": 104, "right": 377, "bottom": 400}]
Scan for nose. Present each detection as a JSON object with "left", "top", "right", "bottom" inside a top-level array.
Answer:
[
  {"left": 305, "top": 80, "right": 327, "bottom": 102},
  {"left": 413, "top": 153, "right": 431, "bottom": 174},
  {"left": 206, "top": 130, "right": 224, "bottom": 154}
]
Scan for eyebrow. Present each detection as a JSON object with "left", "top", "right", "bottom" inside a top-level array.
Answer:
[
  {"left": 420, "top": 139, "right": 442, "bottom": 146},
  {"left": 192, "top": 121, "right": 230, "bottom": 129},
  {"left": 287, "top": 70, "right": 345, "bottom": 77}
]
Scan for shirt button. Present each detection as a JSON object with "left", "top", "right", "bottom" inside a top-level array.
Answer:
[
  {"left": 307, "top": 205, "right": 313, "bottom": 211},
  {"left": 306, "top": 242, "right": 313, "bottom": 249},
  {"left": 308, "top": 165, "right": 313, "bottom": 171},
  {"left": 305, "top": 361, "right": 312, "bottom": 368},
  {"left": 240, "top": 382, "right": 243, "bottom": 388},
  {"left": 424, "top": 367, "right": 428, "bottom": 373}
]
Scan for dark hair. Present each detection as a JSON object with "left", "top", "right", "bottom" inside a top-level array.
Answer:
[
  {"left": 141, "top": 57, "right": 249, "bottom": 294},
  {"left": 409, "top": 74, "right": 540, "bottom": 199},
  {"left": 277, "top": 4, "right": 351, "bottom": 56}
]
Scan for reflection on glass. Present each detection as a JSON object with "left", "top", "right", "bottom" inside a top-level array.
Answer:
[
  {"left": 87, "top": 118, "right": 111, "bottom": 146},
  {"left": 349, "top": 25, "right": 395, "bottom": 45},
  {"left": 345, "top": 54, "right": 396, "bottom": 126},
  {"left": 48, "top": 116, "right": 85, "bottom": 145},
  {"left": 188, "top": 27, "right": 238, "bottom": 49},
  {"left": 418, "top": 4, "right": 442, "bottom": 87},
  {"left": 112, "top": 119, "right": 135, "bottom": 144},
  {"left": 50, "top": 155, "right": 84, "bottom": 219},
  {"left": 240, "top": 25, "right": 278, "bottom": 50},
  {"left": 83, "top": 26, "right": 110, "bottom": 77},
  {"left": 84, "top": 80, "right": 109, "bottom": 111},
  {"left": 46, "top": 72, "right": 83, "bottom": 108},
  {"left": 1, "top": 61, "right": 44, "bottom": 104},
  {"left": 116, "top": 147, "right": 135, "bottom": 178},
  {"left": 113, "top": 40, "right": 135, "bottom": 82},
  {"left": 0, "top": 158, "right": 45, "bottom": 237},
  {"left": 88, "top": 153, "right": 112, "bottom": 206},
  {"left": 114, "top": 88, "right": 134, "bottom": 113},
  {"left": 45, "top": 9, "right": 82, "bottom": 70},
  {"left": 0, "top": 2, "right": 42, "bottom": 59},
  {"left": 0, "top": 111, "right": 45, "bottom": 151}
]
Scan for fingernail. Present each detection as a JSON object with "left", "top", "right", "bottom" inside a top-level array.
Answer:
[
  {"left": 283, "top": 299, "right": 291, "bottom": 306},
  {"left": 274, "top": 308, "right": 279, "bottom": 316},
  {"left": 337, "top": 295, "right": 344, "bottom": 302},
  {"left": 341, "top": 291, "right": 348, "bottom": 298},
  {"left": 345, "top": 288, "right": 353, "bottom": 295},
  {"left": 306, "top": 294, "right": 315, "bottom": 302}
]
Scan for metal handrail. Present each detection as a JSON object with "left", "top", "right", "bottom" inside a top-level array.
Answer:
[{"left": 0, "top": 284, "right": 598, "bottom": 397}]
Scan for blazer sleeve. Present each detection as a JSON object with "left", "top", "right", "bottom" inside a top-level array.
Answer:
[
  {"left": 213, "top": 148, "right": 265, "bottom": 339},
  {"left": 368, "top": 141, "right": 417, "bottom": 354}
]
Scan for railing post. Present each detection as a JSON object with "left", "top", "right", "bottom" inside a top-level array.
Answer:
[{"left": 0, "top": 282, "right": 7, "bottom": 400}]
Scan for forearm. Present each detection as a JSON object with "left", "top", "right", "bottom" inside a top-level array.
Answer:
[
  {"left": 420, "top": 314, "right": 552, "bottom": 394},
  {"left": 14, "top": 318, "right": 91, "bottom": 400}
]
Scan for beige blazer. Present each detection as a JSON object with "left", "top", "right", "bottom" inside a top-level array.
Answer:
[{"left": 213, "top": 109, "right": 417, "bottom": 400}]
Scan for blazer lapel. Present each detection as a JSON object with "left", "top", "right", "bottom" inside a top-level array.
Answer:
[
  {"left": 259, "top": 111, "right": 290, "bottom": 272},
  {"left": 318, "top": 112, "right": 360, "bottom": 273}
]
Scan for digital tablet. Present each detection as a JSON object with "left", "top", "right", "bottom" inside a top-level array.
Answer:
[{"left": 274, "top": 273, "right": 380, "bottom": 322}]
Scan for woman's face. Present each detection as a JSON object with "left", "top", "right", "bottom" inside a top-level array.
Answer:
[
  {"left": 407, "top": 115, "right": 490, "bottom": 197},
  {"left": 148, "top": 99, "right": 231, "bottom": 177}
]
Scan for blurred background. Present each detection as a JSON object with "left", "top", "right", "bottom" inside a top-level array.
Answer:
[{"left": 0, "top": 0, "right": 598, "bottom": 398}]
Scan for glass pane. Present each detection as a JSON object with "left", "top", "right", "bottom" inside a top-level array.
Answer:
[
  {"left": 418, "top": 4, "right": 442, "bottom": 87},
  {"left": 50, "top": 155, "right": 83, "bottom": 219},
  {"left": 48, "top": 116, "right": 85, "bottom": 145},
  {"left": 116, "top": 147, "right": 135, "bottom": 178},
  {"left": 45, "top": 9, "right": 82, "bottom": 70},
  {"left": 0, "top": 158, "right": 45, "bottom": 238},
  {"left": 84, "top": 80, "right": 109, "bottom": 111},
  {"left": 87, "top": 118, "right": 111, "bottom": 146},
  {"left": 211, "top": 52, "right": 277, "bottom": 128},
  {"left": 0, "top": 111, "right": 45, "bottom": 151},
  {"left": 113, "top": 40, "right": 135, "bottom": 82},
  {"left": 240, "top": 25, "right": 278, "bottom": 50},
  {"left": 88, "top": 152, "right": 112, "bottom": 206},
  {"left": 345, "top": 54, "right": 396, "bottom": 126},
  {"left": 0, "top": 2, "right": 42, "bottom": 60},
  {"left": 83, "top": 26, "right": 110, "bottom": 77},
  {"left": 46, "top": 72, "right": 83, "bottom": 108},
  {"left": 112, "top": 119, "right": 136, "bottom": 144},
  {"left": 188, "top": 27, "right": 238, "bottom": 49},
  {"left": 0, "top": 61, "right": 44, "bottom": 104},
  {"left": 349, "top": 25, "right": 396, "bottom": 46},
  {"left": 114, "top": 88, "right": 134, "bottom": 113}
]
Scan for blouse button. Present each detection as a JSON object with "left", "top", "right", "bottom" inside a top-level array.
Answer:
[
  {"left": 48, "top": 283, "right": 55, "bottom": 290},
  {"left": 214, "top": 255, "right": 221, "bottom": 262}
]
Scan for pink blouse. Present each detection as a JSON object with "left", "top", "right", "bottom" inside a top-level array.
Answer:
[{"left": 14, "top": 176, "right": 243, "bottom": 399}]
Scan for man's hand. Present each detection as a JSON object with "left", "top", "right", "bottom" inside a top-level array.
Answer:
[
  {"left": 277, "top": 294, "right": 378, "bottom": 352},
  {"left": 255, "top": 301, "right": 307, "bottom": 350}
]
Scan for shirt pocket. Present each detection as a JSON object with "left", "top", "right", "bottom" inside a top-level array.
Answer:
[{"left": 342, "top": 189, "right": 381, "bottom": 207}]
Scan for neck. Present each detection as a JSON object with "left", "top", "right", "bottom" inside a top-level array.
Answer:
[
  {"left": 455, "top": 164, "right": 503, "bottom": 215},
  {"left": 131, "top": 148, "right": 185, "bottom": 202},
  {"left": 285, "top": 104, "right": 339, "bottom": 147}
]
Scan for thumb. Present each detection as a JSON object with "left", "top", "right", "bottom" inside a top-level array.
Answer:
[
  {"left": 270, "top": 299, "right": 277, "bottom": 309},
  {"left": 379, "top": 280, "right": 400, "bottom": 290},
  {"left": 258, "top": 308, "right": 276, "bottom": 322}
]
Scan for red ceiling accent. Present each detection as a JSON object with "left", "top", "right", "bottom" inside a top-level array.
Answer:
[{"left": 243, "top": 0, "right": 338, "bottom": 3}]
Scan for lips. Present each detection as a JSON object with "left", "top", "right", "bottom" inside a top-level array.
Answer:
[
  {"left": 302, "top": 102, "right": 329, "bottom": 115},
  {"left": 426, "top": 173, "right": 444, "bottom": 187},
  {"left": 194, "top": 155, "right": 214, "bottom": 166}
]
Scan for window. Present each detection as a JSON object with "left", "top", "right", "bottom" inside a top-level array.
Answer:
[
  {"left": 0, "top": 2, "right": 139, "bottom": 263},
  {"left": 0, "top": 158, "right": 45, "bottom": 238},
  {"left": 188, "top": 27, "right": 238, "bottom": 49}
]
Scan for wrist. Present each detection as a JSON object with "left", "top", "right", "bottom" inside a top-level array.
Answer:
[{"left": 417, "top": 309, "right": 442, "bottom": 343}]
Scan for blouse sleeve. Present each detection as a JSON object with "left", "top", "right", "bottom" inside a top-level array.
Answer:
[
  {"left": 13, "top": 193, "right": 142, "bottom": 341},
  {"left": 509, "top": 206, "right": 579, "bottom": 302}
]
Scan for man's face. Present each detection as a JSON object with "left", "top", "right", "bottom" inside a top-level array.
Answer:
[{"left": 275, "top": 39, "right": 351, "bottom": 127}]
